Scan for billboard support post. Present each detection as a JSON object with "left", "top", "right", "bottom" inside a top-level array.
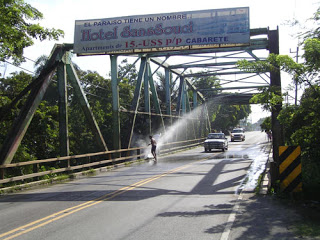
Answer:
[
  {"left": 268, "top": 27, "right": 284, "bottom": 188},
  {"left": 111, "top": 55, "right": 121, "bottom": 151},
  {"left": 57, "top": 56, "right": 69, "bottom": 157}
]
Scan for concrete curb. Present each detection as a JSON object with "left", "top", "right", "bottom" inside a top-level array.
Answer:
[{"left": 259, "top": 149, "right": 273, "bottom": 195}]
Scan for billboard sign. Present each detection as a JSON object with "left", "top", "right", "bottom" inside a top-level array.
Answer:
[{"left": 74, "top": 7, "right": 250, "bottom": 55}]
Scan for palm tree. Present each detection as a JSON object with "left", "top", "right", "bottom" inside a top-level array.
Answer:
[
  {"left": 34, "top": 54, "right": 81, "bottom": 77},
  {"left": 34, "top": 54, "right": 49, "bottom": 77}
]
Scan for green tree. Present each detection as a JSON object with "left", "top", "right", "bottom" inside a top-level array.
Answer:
[
  {"left": 155, "top": 71, "right": 178, "bottom": 109},
  {"left": 278, "top": 86, "right": 320, "bottom": 198},
  {"left": 0, "top": 71, "right": 59, "bottom": 163},
  {"left": 34, "top": 54, "right": 49, "bottom": 76},
  {"left": 191, "top": 73, "right": 221, "bottom": 99},
  {"left": 117, "top": 59, "right": 138, "bottom": 85},
  {"left": 0, "top": 0, "right": 64, "bottom": 65},
  {"left": 68, "top": 66, "right": 134, "bottom": 153},
  {"left": 260, "top": 116, "right": 271, "bottom": 132},
  {"left": 237, "top": 6, "right": 320, "bottom": 199},
  {"left": 211, "top": 104, "right": 251, "bottom": 133},
  {"left": 191, "top": 73, "right": 221, "bottom": 121}
]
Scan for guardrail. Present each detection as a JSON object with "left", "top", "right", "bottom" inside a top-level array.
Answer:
[{"left": 0, "top": 138, "right": 205, "bottom": 186}]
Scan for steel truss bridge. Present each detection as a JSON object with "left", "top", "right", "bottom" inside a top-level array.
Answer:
[{"left": 0, "top": 28, "right": 283, "bottom": 185}]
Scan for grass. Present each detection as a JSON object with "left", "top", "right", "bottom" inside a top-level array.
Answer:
[
  {"left": 124, "top": 161, "right": 132, "bottom": 166},
  {"left": 254, "top": 173, "right": 264, "bottom": 194},
  {"left": 272, "top": 192, "right": 320, "bottom": 239},
  {"left": 295, "top": 221, "right": 320, "bottom": 238},
  {"left": 82, "top": 169, "right": 96, "bottom": 176},
  {"left": 56, "top": 174, "right": 70, "bottom": 181},
  {"left": 293, "top": 199, "right": 320, "bottom": 239}
]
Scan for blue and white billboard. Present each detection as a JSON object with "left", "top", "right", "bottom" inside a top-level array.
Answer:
[{"left": 74, "top": 7, "right": 250, "bottom": 55}]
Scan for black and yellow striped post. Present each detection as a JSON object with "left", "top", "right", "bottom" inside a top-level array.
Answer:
[{"left": 279, "top": 146, "right": 302, "bottom": 193}]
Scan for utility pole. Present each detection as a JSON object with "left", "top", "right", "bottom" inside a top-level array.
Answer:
[{"left": 290, "top": 46, "right": 299, "bottom": 106}]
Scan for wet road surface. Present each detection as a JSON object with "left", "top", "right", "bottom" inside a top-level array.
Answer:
[{"left": 0, "top": 131, "right": 271, "bottom": 240}]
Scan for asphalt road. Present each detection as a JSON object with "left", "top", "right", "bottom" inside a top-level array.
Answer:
[{"left": 0, "top": 131, "right": 272, "bottom": 240}]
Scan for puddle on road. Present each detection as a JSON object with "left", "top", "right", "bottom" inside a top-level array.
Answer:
[
  {"left": 235, "top": 153, "right": 268, "bottom": 194},
  {"left": 144, "top": 141, "right": 270, "bottom": 195},
  {"left": 207, "top": 144, "right": 270, "bottom": 195},
  {"left": 210, "top": 154, "right": 250, "bottom": 160}
]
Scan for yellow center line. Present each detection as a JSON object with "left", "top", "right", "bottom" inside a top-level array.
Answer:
[{"left": 1, "top": 158, "right": 208, "bottom": 240}]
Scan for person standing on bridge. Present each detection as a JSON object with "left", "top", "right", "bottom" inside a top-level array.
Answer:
[
  {"left": 266, "top": 130, "right": 272, "bottom": 142},
  {"left": 148, "top": 135, "right": 157, "bottom": 162}
]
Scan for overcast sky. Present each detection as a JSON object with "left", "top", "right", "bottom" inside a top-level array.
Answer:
[
  {"left": 2, "top": 0, "right": 318, "bottom": 123},
  {"left": 4, "top": 0, "right": 316, "bottom": 75}
]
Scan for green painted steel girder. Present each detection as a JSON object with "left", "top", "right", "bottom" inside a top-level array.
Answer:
[
  {"left": 147, "top": 64, "right": 161, "bottom": 115},
  {"left": 183, "top": 70, "right": 267, "bottom": 78},
  {"left": 193, "top": 90, "right": 198, "bottom": 109},
  {"left": 250, "top": 28, "right": 268, "bottom": 36},
  {"left": 131, "top": 57, "right": 147, "bottom": 111},
  {"left": 144, "top": 59, "right": 151, "bottom": 136},
  {"left": 169, "top": 60, "right": 264, "bottom": 70},
  {"left": 146, "top": 38, "right": 268, "bottom": 58},
  {"left": 176, "top": 76, "right": 184, "bottom": 115},
  {"left": 57, "top": 61, "right": 69, "bottom": 157},
  {"left": 147, "top": 63, "right": 166, "bottom": 133},
  {"left": 150, "top": 57, "right": 205, "bottom": 102},
  {"left": 0, "top": 70, "right": 55, "bottom": 165},
  {"left": 127, "top": 57, "right": 147, "bottom": 148},
  {"left": 199, "top": 85, "right": 270, "bottom": 91},
  {"left": 207, "top": 93, "right": 255, "bottom": 105},
  {"left": 111, "top": 55, "right": 121, "bottom": 150},
  {"left": 66, "top": 62, "right": 108, "bottom": 151},
  {"left": 181, "top": 79, "right": 186, "bottom": 115},
  {"left": 165, "top": 68, "right": 171, "bottom": 116}
]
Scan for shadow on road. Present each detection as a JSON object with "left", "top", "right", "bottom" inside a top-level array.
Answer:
[
  {"left": 0, "top": 158, "right": 250, "bottom": 202},
  {"left": 205, "top": 194, "right": 302, "bottom": 239}
]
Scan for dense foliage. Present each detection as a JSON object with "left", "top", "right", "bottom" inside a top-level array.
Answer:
[
  {"left": 278, "top": 86, "right": 320, "bottom": 198},
  {"left": 210, "top": 104, "right": 251, "bottom": 134},
  {"left": 0, "top": 0, "right": 64, "bottom": 65},
  {"left": 237, "top": 7, "right": 320, "bottom": 199}
]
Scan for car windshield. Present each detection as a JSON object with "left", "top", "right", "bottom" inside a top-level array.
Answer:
[
  {"left": 232, "top": 129, "right": 243, "bottom": 133},
  {"left": 208, "top": 134, "right": 224, "bottom": 139}
]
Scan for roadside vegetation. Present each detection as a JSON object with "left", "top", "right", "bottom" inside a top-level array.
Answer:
[{"left": 238, "top": 5, "right": 320, "bottom": 200}]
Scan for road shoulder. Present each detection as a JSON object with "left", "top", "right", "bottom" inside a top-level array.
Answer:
[{"left": 228, "top": 192, "right": 320, "bottom": 240}]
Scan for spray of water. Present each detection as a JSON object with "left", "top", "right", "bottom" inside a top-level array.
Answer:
[
  {"left": 131, "top": 97, "right": 224, "bottom": 159},
  {"left": 130, "top": 104, "right": 206, "bottom": 159},
  {"left": 156, "top": 105, "right": 205, "bottom": 150}
]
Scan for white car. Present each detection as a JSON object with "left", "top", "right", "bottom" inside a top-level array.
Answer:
[
  {"left": 204, "top": 133, "right": 228, "bottom": 152},
  {"left": 231, "top": 128, "right": 245, "bottom": 142}
]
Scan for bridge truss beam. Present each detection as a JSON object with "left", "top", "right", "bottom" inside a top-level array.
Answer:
[{"left": 0, "top": 28, "right": 282, "bottom": 172}]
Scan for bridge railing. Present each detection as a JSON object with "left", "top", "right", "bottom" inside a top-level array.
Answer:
[{"left": 0, "top": 138, "right": 205, "bottom": 187}]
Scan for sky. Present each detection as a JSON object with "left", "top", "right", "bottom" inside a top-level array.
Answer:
[{"left": 2, "top": 0, "right": 319, "bottom": 123}]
